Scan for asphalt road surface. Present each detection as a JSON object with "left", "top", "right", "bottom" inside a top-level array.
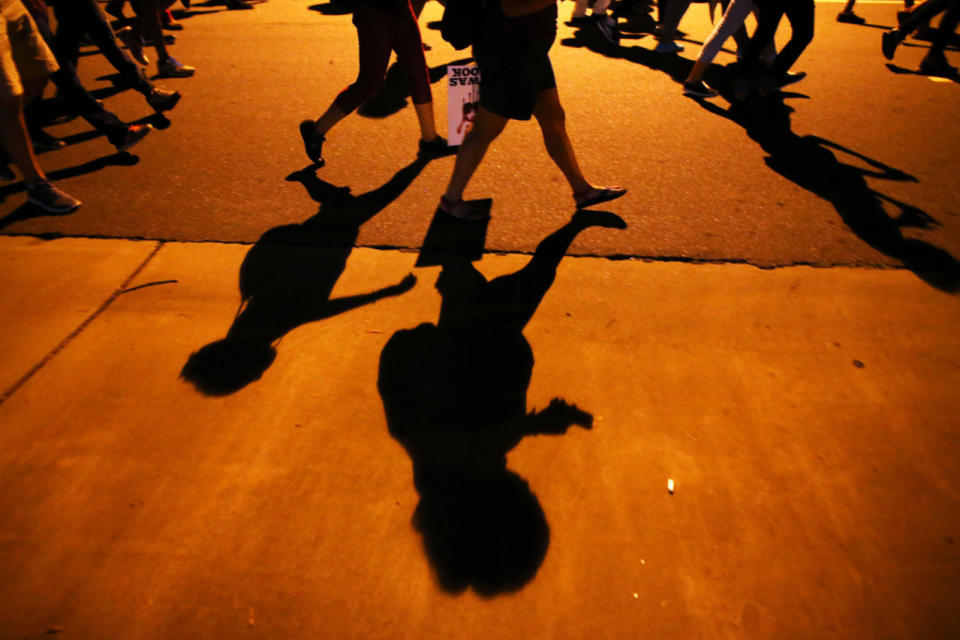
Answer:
[{"left": 1, "top": 0, "right": 958, "bottom": 268}]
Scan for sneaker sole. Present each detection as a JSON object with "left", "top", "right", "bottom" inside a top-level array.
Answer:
[{"left": 28, "top": 196, "right": 81, "bottom": 213}]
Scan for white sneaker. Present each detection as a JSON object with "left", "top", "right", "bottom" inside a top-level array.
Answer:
[
  {"left": 654, "top": 40, "right": 684, "bottom": 53},
  {"left": 158, "top": 57, "right": 195, "bottom": 78}
]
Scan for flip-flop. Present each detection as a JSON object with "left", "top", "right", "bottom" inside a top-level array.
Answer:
[
  {"left": 574, "top": 186, "right": 627, "bottom": 209},
  {"left": 438, "top": 197, "right": 490, "bottom": 221}
]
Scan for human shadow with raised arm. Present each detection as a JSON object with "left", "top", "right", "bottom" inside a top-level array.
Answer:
[
  {"left": 377, "top": 210, "right": 626, "bottom": 596},
  {"left": 698, "top": 96, "right": 959, "bottom": 293},
  {"left": 181, "top": 158, "right": 428, "bottom": 395}
]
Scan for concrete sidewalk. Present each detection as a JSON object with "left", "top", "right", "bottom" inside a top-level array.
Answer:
[{"left": 0, "top": 235, "right": 958, "bottom": 639}]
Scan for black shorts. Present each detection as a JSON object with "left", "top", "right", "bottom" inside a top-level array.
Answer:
[{"left": 473, "top": 6, "right": 557, "bottom": 121}]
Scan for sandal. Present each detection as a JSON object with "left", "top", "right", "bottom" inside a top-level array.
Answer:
[{"left": 574, "top": 186, "right": 627, "bottom": 209}]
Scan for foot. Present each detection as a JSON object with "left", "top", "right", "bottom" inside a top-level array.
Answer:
[
  {"left": 158, "top": 57, "right": 195, "bottom": 78},
  {"left": 438, "top": 196, "right": 489, "bottom": 221},
  {"left": 113, "top": 123, "right": 153, "bottom": 152},
  {"left": 654, "top": 40, "right": 683, "bottom": 54},
  {"left": 881, "top": 29, "right": 901, "bottom": 60},
  {"left": 26, "top": 179, "right": 81, "bottom": 213},
  {"left": 146, "top": 87, "right": 181, "bottom": 112},
  {"left": 682, "top": 79, "right": 717, "bottom": 98},
  {"left": 117, "top": 26, "right": 148, "bottom": 66},
  {"left": 595, "top": 14, "right": 620, "bottom": 45},
  {"left": 836, "top": 10, "right": 865, "bottom": 24},
  {"left": 573, "top": 186, "right": 627, "bottom": 209},
  {"left": 299, "top": 120, "right": 325, "bottom": 164},
  {"left": 30, "top": 129, "right": 66, "bottom": 153},
  {"left": 418, "top": 135, "right": 456, "bottom": 158},
  {"left": 572, "top": 210, "right": 627, "bottom": 229},
  {"left": 162, "top": 9, "right": 184, "bottom": 30},
  {"left": 776, "top": 70, "right": 807, "bottom": 88},
  {"left": 919, "top": 52, "right": 958, "bottom": 77}
]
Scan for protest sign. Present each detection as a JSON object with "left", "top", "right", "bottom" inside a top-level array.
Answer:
[{"left": 447, "top": 64, "right": 480, "bottom": 146}]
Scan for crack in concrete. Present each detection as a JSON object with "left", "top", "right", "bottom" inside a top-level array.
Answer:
[{"left": 0, "top": 241, "right": 167, "bottom": 406}]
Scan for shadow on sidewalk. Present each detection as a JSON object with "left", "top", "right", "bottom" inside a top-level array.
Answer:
[
  {"left": 378, "top": 210, "right": 626, "bottom": 596},
  {"left": 698, "top": 95, "right": 959, "bottom": 293},
  {"left": 181, "top": 158, "right": 428, "bottom": 396}
]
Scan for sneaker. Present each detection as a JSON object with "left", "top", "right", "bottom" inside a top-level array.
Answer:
[
  {"left": 654, "top": 40, "right": 683, "bottom": 53},
  {"left": 682, "top": 79, "right": 717, "bottom": 98},
  {"left": 836, "top": 10, "right": 865, "bottom": 24},
  {"left": 158, "top": 57, "right": 195, "bottom": 78},
  {"left": 299, "top": 120, "right": 325, "bottom": 164},
  {"left": 567, "top": 15, "right": 593, "bottom": 26},
  {"left": 776, "top": 70, "right": 807, "bottom": 88},
  {"left": 419, "top": 135, "right": 455, "bottom": 158},
  {"left": 162, "top": 9, "right": 184, "bottom": 30},
  {"left": 574, "top": 186, "right": 627, "bottom": 209},
  {"left": 113, "top": 124, "right": 153, "bottom": 152},
  {"left": 117, "top": 26, "right": 148, "bottom": 66},
  {"left": 881, "top": 30, "right": 900, "bottom": 60},
  {"left": 146, "top": 87, "right": 181, "bottom": 112},
  {"left": 26, "top": 179, "right": 81, "bottom": 213},
  {"left": 595, "top": 14, "right": 620, "bottom": 45},
  {"left": 919, "top": 52, "right": 958, "bottom": 77},
  {"left": 30, "top": 130, "right": 66, "bottom": 153}
]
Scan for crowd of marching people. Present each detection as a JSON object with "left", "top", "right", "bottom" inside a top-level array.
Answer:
[
  {"left": 2, "top": 0, "right": 957, "bottom": 217},
  {"left": 0, "top": 0, "right": 259, "bottom": 213}
]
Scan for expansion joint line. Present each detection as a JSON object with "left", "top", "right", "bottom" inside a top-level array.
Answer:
[{"left": 0, "top": 241, "right": 166, "bottom": 406}]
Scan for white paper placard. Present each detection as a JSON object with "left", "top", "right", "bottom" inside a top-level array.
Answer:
[{"left": 447, "top": 64, "right": 480, "bottom": 146}]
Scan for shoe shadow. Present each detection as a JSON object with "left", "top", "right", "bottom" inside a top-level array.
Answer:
[
  {"left": 180, "top": 158, "right": 429, "bottom": 396},
  {"left": 885, "top": 62, "right": 960, "bottom": 83},
  {"left": 697, "top": 95, "right": 960, "bottom": 293},
  {"left": 378, "top": 210, "right": 626, "bottom": 597},
  {"left": 357, "top": 57, "right": 474, "bottom": 119},
  {"left": 560, "top": 28, "right": 698, "bottom": 84},
  {"left": 308, "top": 0, "right": 354, "bottom": 14}
]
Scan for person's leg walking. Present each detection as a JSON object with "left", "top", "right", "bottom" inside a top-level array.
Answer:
[
  {"left": 442, "top": 106, "right": 508, "bottom": 206},
  {"left": 531, "top": 88, "right": 589, "bottom": 195}
]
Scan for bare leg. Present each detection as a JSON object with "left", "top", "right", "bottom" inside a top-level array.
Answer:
[
  {"left": 532, "top": 88, "right": 590, "bottom": 195},
  {"left": 442, "top": 106, "right": 508, "bottom": 203},
  {"left": 413, "top": 101, "right": 438, "bottom": 142},
  {"left": 0, "top": 78, "right": 49, "bottom": 183}
]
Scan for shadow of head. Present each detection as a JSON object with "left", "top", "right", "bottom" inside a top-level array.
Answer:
[
  {"left": 180, "top": 338, "right": 276, "bottom": 396},
  {"left": 413, "top": 469, "right": 549, "bottom": 597}
]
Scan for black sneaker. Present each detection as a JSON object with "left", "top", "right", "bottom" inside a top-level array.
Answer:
[
  {"left": 682, "top": 79, "right": 717, "bottom": 98},
  {"left": 919, "top": 52, "right": 958, "bottom": 77},
  {"left": 30, "top": 129, "right": 66, "bottom": 153},
  {"left": 114, "top": 124, "right": 153, "bottom": 152},
  {"left": 836, "top": 10, "right": 865, "bottom": 24},
  {"left": 27, "top": 179, "right": 81, "bottom": 213},
  {"left": 881, "top": 30, "right": 900, "bottom": 60},
  {"left": 595, "top": 14, "right": 620, "bottom": 45},
  {"left": 418, "top": 135, "right": 455, "bottom": 158},
  {"left": 299, "top": 120, "right": 325, "bottom": 164},
  {"left": 146, "top": 87, "right": 181, "bottom": 112}
]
